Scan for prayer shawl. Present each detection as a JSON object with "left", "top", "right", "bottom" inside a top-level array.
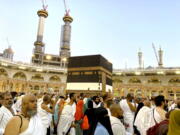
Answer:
[
  {"left": 120, "top": 99, "right": 135, "bottom": 134},
  {"left": 0, "top": 106, "right": 13, "bottom": 134},
  {"left": 57, "top": 104, "right": 74, "bottom": 135},
  {"left": 168, "top": 110, "right": 180, "bottom": 135},
  {"left": 19, "top": 114, "right": 46, "bottom": 135},
  {"left": 134, "top": 106, "right": 151, "bottom": 135},
  {"left": 110, "top": 116, "right": 126, "bottom": 135}
]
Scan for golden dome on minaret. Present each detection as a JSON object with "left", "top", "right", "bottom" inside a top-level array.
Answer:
[
  {"left": 34, "top": 41, "right": 44, "bottom": 46},
  {"left": 63, "top": 12, "right": 73, "bottom": 23},
  {"left": 37, "top": 9, "right": 48, "bottom": 18}
]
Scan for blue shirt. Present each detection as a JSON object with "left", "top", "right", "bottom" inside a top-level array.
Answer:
[{"left": 94, "top": 122, "right": 110, "bottom": 135}]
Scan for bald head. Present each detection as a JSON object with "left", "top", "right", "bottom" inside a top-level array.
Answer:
[
  {"left": 22, "top": 94, "right": 35, "bottom": 104},
  {"left": 22, "top": 94, "right": 37, "bottom": 117},
  {"left": 144, "top": 100, "right": 151, "bottom": 108},
  {"left": 110, "top": 104, "right": 123, "bottom": 118}
]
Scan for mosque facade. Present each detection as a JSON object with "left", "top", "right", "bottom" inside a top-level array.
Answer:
[{"left": 113, "top": 68, "right": 180, "bottom": 100}]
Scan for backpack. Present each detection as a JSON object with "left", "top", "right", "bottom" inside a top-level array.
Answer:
[
  {"left": 146, "top": 109, "right": 159, "bottom": 135},
  {"left": 81, "top": 115, "right": 90, "bottom": 130}
]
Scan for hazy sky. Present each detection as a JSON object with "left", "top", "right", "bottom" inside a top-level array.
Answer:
[{"left": 0, "top": 0, "right": 180, "bottom": 69}]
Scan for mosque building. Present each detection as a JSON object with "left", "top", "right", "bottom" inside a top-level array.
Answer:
[
  {"left": 0, "top": 4, "right": 179, "bottom": 100},
  {"left": 113, "top": 49, "right": 180, "bottom": 100}
]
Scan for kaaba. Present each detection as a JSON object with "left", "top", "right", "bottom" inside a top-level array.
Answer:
[{"left": 67, "top": 55, "right": 112, "bottom": 94}]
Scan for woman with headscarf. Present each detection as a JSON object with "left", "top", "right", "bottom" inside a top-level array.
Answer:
[
  {"left": 75, "top": 99, "right": 84, "bottom": 135},
  {"left": 90, "top": 107, "right": 113, "bottom": 135},
  {"left": 168, "top": 110, "right": 180, "bottom": 135},
  {"left": 83, "top": 100, "right": 95, "bottom": 135}
]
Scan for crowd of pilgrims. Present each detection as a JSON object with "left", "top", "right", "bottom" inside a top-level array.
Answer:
[{"left": 0, "top": 91, "right": 180, "bottom": 135}]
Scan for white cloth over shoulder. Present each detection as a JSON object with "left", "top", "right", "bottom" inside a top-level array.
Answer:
[
  {"left": 148, "top": 108, "right": 166, "bottom": 128},
  {"left": 110, "top": 116, "right": 126, "bottom": 135},
  {"left": 134, "top": 106, "right": 151, "bottom": 135},
  {"left": 38, "top": 104, "right": 52, "bottom": 134},
  {"left": 119, "top": 99, "right": 135, "bottom": 134},
  {"left": 0, "top": 106, "right": 13, "bottom": 135},
  {"left": 12, "top": 95, "right": 24, "bottom": 113},
  {"left": 19, "top": 114, "right": 46, "bottom": 135},
  {"left": 57, "top": 104, "right": 74, "bottom": 135}
]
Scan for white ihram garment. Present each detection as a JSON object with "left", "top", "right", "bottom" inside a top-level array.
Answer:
[
  {"left": 38, "top": 105, "right": 52, "bottom": 135},
  {"left": 148, "top": 108, "right": 166, "bottom": 128},
  {"left": 134, "top": 106, "right": 151, "bottom": 135},
  {"left": 57, "top": 104, "right": 74, "bottom": 135},
  {"left": 19, "top": 114, "right": 45, "bottom": 135},
  {"left": 119, "top": 99, "right": 135, "bottom": 135},
  {"left": 0, "top": 106, "right": 13, "bottom": 135},
  {"left": 12, "top": 95, "right": 24, "bottom": 113},
  {"left": 110, "top": 116, "right": 126, "bottom": 135}
]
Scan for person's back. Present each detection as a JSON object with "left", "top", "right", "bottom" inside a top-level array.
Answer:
[
  {"left": 110, "top": 104, "right": 126, "bottom": 135},
  {"left": 119, "top": 94, "right": 136, "bottom": 134},
  {"left": 134, "top": 100, "right": 151, "bottom": 135}
]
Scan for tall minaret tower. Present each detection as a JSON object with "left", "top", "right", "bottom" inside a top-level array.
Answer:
[
  {"left": 32, "top": 3, "right": 48, "bottom": 64},
  {"left": 158, "top": 47, "right": 163, "bottom": 68},
  {"left": 138, "top": 49, "right": 143, "bottom": 69},
  {"left": 59, "top": 10, "right": 73, "bottom": 67}
]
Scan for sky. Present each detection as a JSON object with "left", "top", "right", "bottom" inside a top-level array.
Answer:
[{"left": 0, "top": 0, "right": 180, "bottom": 69}]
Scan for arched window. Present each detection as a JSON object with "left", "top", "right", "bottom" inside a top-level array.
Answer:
[
  {"left": 13, "top": 72, "right": 26, "bottom": 80},
  {"left": 31, "top": 74, "right": 44, "bottom": 81},
  {"left": 0, "top": 68, "right": 8, "bottom": 77},
  {"left": 113, "top": 79, "right": 123, "bottom": 83},
  {"left": 49, "top": 75, "right": 61, "bottom": 82},
  {"left": 129, "top": 78, "right": 141, "bottom": 83},
  {"left": 148, "top": 78, "right": 161, "bottom": 83},
  {"left": 34, "top": 85, "right": 40, "bottom": 90},
  {"left": 169, "top": 78, "right": 180, "bottom": 83}
]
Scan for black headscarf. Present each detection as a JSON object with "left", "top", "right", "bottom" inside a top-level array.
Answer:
[{"left": 89, "top": 107, "right": 113, "bottom": 135}]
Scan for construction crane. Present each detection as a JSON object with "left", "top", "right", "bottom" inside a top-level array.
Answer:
[
  {"left": 63, "top": 0, "right": 70, "bottom": 15},
  {"left": 152, "top": 43, "right": 159, "bottom": 66},
  {"left": 41, "top": 0, "right": 48, "bottom": 10},
  {"left": 6, "top": 38, "right": 11, "bottom": 48}
]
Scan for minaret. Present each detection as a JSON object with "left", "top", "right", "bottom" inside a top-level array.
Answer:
[
  {"left": 59, "top": 11, "right": 73, "bottom": 67},
  {"left": 32, "top": 7, "right": 48, "bottom": 64},
  {"left": 3, "top": 46, "right": 14, "bottom": 60},
  {"left": 138, "top": 49, "right": 143, "bottom": 69},
  {"left": 158, "top": 47, "right": 163, "bottom": 67}
]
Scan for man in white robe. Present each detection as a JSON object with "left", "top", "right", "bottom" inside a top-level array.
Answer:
[
  {"left": 119, "top": 94, "right": 136, "bottom": 135},
  {"left": 12, "top": 95, "right": 24, "bottom": 113},
  {"left": 0, "top": 93, "right": 14, "bottom": 135},
  {"left": 4, "top": 94, "right": 45, "bottom": 135},
  {"left": 38, "top": 95, "right": 55, "bottom": 135},
  {"left": 134, "top": 100, "right": 151, "bottom": 135},
  {"left": 58, "top": 93, "right": 76, "bottom": 135},
  {"left": 110, "top": 104, "right": 126, "bottom": 135}
]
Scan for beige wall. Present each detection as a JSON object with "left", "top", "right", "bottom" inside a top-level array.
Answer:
[
  {"left": 0, "top": 66, "right": 67, "bottom": 93},
  {"left": 113, "top": 75, "right": 180, "bottom": 100}
]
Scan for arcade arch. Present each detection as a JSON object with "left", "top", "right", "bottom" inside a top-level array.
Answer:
[{"left": 13, "top": 72, "right": 27, "bottom": 80}]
